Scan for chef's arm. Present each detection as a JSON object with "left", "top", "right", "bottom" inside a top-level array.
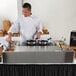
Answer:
[
  {"left": 8, "top": 18, "right": 20, "bottom": 34},
  {"left": 6, "top": 19, "right": 20, "bottom": 42},
  {"left": 36, "top": 21, "right": 43, "bottom": 39},
  {"left": 8, "top": 32, "right": 12, "bottom": 37},
  {"left": 36, "top": 20, "right": 43, "bottom": 34}
]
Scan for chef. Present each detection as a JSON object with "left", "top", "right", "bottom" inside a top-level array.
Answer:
[{"left": 6, "top": 3, "right": 43, "bottom": 45}]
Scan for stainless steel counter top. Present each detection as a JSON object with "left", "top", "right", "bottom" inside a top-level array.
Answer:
[
  {"left": 14, "top": 46, "right": 62, "bottom": 52},
  {"left": 3, "top": 46, "right": 74, "bottom": 63}
]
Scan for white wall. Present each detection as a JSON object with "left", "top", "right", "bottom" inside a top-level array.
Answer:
[
  {"left": 23, "top": 0, "right": 76, "bottom": 45},
  {"left": 0, "top": 0, "right": 18, "bottom": 28},
  {"left": 0, "top": 0, "right": 76, "bottom": 45}
]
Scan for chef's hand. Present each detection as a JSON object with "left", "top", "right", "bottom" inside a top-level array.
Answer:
[
  {"left": 6, "top": 32, "right": 12, "bottom": 42},
  {"left": 36, "top": 32, "right": 42, "bottom": 39},
  {"left": 6, "top": 36, "right": 12, "bottom": 42}
]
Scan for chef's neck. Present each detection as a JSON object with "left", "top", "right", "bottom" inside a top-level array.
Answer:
[{"left": 23, "top": 13, "right": 32, "bottom": 17}]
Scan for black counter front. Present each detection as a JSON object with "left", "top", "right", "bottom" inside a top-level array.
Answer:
[{"left": 0, "top": 64, "right": 76, "bottom": 76}]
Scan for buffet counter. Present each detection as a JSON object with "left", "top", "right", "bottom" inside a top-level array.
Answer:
[
  {"left": 0, "top": 36, "right": 75, "bottom": 76},
  {"left": 3, "top": 46, "right": 74, "bottom": 63},
  {"left": 0, "top": 36, "right": 74, "bottom": 64}
]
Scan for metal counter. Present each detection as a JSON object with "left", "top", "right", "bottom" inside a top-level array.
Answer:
[{"left": 3, "top": 46, "right": 74, "bottom": 63}]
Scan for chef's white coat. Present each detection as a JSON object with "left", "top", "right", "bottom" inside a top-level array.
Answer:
[{"left": 8, "top": 15, "right": 43, "bottom": 45}]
